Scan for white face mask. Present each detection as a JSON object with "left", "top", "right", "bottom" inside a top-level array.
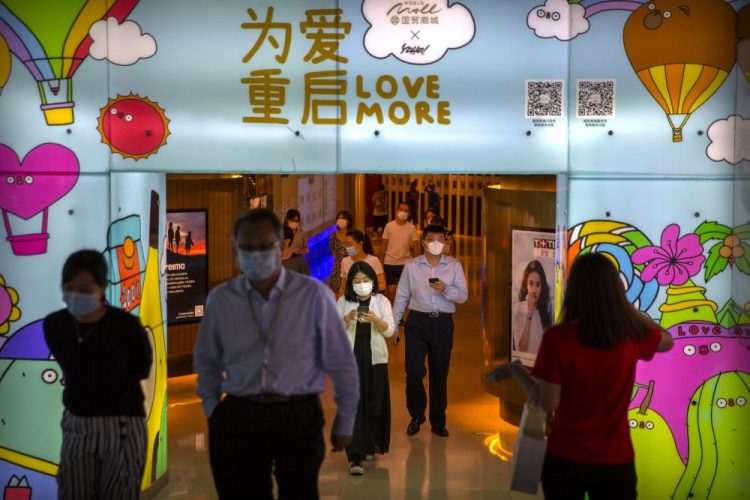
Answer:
[
  {"left": 397, "top": 211, "right": 409, "bottom": 221},
  {"left": 426, "top": 241, "right": 445, "bottom": 256},
  {"left": 287, "top": 221, "right": 299, "bottom": 230},
  {"left": 346, "top": 246, "right": 358, "bottom": 257},
  {"left": 336, "top": 219, "right": 348, "bottom": 230},
  {"left": 238, "top": 248, "right": 279, "bottom": 282},
  {"left": 353, "top": 282, "right": 373, "bottom": 297}
]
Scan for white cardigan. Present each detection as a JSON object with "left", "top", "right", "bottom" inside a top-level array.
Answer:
[{"left": 336, "top": 293, "right": 395, "bottom": 365}]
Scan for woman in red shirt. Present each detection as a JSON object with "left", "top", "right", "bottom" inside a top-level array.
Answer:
[{"left": 487, "top": 252, "right": 673, "bottom": 499}]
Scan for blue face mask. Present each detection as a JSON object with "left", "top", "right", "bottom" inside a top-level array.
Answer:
[
  {"left": 63, "top": 291, "right": 100, "bottom": 317},
  {"left": 238, "top": 248, "right": 279, "bottom": 282}
]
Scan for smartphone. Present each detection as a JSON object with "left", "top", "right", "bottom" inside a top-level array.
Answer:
[
  {"left": 357, "top": 305, "right": 369, "bottom": 314},
  {"left": 428, "top": 278, "right": 439, "bottom": 284}
]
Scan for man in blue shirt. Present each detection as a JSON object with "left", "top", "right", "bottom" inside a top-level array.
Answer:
[
  {"left": 194, "top": 208, "right": 359, "bottom": 499},
  {"left": 393, "top": 224, "right": 468, "bottom": 438}
]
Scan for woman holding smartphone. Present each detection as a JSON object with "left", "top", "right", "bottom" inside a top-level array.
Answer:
[{"left": 337, "top": 262, "right": 394, "bottom": 476}]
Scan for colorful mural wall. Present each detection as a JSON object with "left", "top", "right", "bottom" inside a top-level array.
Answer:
[{"left": 0, "top": 0, "right": 747, "bottom": 498}]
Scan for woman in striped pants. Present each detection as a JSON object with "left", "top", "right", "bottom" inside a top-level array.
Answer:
[{"left": 44, "top": 250, "right": 153, "bottom": 499}]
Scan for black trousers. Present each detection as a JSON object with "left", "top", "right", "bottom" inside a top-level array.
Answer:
[
  {"left": 208, "top": 395, "right": 325, "bottom": 500},
  {"left": 405, "top": 312, "right": 454, "bottom": 429},
  {"left": 541, "top": 455, "right": 636, "bottom": 500}
]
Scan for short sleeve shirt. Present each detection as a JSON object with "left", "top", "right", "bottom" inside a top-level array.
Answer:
[
  {"left": 382, "top": 221, "right": 418, "bottom": 265},
  {"left": 531, "top": 323, "right": 662, "bottom": 464},
  {"left": 341, "top": 254, "right": 384, "bottom": 280}
]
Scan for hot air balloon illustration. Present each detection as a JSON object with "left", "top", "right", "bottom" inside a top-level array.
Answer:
[
  {"left": 0, "top": 33, "right": 10, "bottom": 95},
  {"left": 623, "top": 0, "right": 736, "bottom": 142},
  {"left": 738, "top": 5, "right": 750, "bottom": 84},
  {"left": 0, "top": 0, "right": 138, "bottom": 125}
]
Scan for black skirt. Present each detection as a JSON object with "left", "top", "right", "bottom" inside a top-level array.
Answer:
[{"left": 346, "top": 319, "right": 391, "bottom": 462}]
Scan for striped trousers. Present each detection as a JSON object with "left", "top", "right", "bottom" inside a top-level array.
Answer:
[{"left": 58, "top": 410, "right": 147, "bottom": 500}]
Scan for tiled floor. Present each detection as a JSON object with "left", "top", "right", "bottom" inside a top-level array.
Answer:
[{"left": 154, "top": 237, "right": 542, "bottom": 499}]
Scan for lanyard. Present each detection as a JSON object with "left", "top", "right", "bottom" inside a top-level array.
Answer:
[{"left": 247, "top": 276, "right": 286, "bottom": 346}]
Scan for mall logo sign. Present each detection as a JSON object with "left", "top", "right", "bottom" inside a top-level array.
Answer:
[{"left": 363, "top": 0, "right": 475, "bottom": 64}]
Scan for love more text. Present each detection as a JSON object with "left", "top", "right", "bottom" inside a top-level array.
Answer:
[{"left": 352, "top": 74, "right": 450, "bottom": 125}]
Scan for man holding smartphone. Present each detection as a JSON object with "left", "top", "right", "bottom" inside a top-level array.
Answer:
[{"left": 392, "top": 225, "right": 468, "bottom": 437}]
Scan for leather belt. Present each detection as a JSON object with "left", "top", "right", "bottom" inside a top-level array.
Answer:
[
  {"left": 228, "top": 393, "right": 317, "bottom": 404},
  {"left": 411, "top": 310, "right": 452, "bottom": 318}
]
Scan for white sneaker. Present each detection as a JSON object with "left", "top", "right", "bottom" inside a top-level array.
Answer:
[
  {"left": 364, "top": 454, "right": 374, "bottom": 461},
  {"left": 350, "top": 461, "right": 364, "bottom": 476}
]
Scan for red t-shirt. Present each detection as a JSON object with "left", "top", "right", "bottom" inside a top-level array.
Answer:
[{"left": 531, "top": 322, "right": 661, "bottom": 464}]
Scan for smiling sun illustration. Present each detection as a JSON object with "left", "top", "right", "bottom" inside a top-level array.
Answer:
[
  {"left": 97, "top": 94, "right": 170, "bottom": 160},
  {"left": 0, "top": 274, "right": 21, "bottom": 334}
]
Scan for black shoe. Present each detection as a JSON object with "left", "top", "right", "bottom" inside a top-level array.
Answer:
[
  {"left": 407, "top": 416, "right": 426, "bottom": 436},
  {"left": 431, "top": 427, "right": 449, "bottom": 437}
]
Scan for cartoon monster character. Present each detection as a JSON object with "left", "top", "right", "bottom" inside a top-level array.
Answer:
[
  {"left": 0, "top": 320, "right": 63, "bottom": 499},
  {"left": 673, "top": 371, "right": 750, "bottom": 499},
  {"left": 137, "top": 191, "right": 167, "bottom": 489},
  {"left": 628, "top": 381, "right": 684, "bottom": 499}
]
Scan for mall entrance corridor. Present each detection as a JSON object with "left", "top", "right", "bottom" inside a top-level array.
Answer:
[{"left": 154, "top": 236, "right": 540, "bottom": 499}]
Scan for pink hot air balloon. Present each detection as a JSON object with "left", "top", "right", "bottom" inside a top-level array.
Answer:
[{"left": 0, "top": 143, "right": 79, "bottom": 255}]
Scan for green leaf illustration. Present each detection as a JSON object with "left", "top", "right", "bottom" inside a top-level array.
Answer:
[
  {"left": 735, "top": 223, "right": 750, "bottom": 240},
  {"left": 694, "top": 221, "right": 731, "bottom": 245},
  {"left": 735, "top": 243, "right": 750, "bottom": 276},
  {"left": 704, "top": 243, "right": 729, "bottom": 282}
]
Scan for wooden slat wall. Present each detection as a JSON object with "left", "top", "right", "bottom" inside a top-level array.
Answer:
[{"left": 166, "top": 176, "right": 245, "bottom": 357}]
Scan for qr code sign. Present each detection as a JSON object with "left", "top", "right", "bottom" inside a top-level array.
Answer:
[
  {"left": 525, "top": 80, "right": 564, "bottom": 118},
  {"left": 576, "top": 80, "right": 615, "bottom": 118}
]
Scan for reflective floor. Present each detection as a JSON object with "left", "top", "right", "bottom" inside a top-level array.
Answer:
[{"left": 154, "top": 237, "right": 542, "bottom": 499}]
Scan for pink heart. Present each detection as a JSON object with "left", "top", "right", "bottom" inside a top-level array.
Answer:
[{"left": 0, "top": 143, "right": 79, "bottom": 219}]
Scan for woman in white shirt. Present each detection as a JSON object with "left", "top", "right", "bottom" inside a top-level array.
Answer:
[
  {"left": 337, "top": 262, "right": 394, "bottom": 476},
  {"left": 512, "top": 259, "right": 552, "bottom": 354},
  {"left": 338, "top": 229, "right": 386, "bottom": 297}
]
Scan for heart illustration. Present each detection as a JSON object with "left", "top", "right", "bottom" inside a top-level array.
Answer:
[{"left": 0, "top": 143, "right": 79, "bottom": 219}]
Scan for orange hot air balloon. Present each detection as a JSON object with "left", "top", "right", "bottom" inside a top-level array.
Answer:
[
  {"left": 623, "top": 0, "right": 736, "bottom": 142},
  {"left": 738, "top": 5, "right": 750, "bottom": 84}
]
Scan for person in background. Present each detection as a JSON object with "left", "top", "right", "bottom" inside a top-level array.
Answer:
[
  {"left": 392, "top": 225, "right": 468, "bottom": 438},
  {"left": 371, "top": 184, "right": 389, "bottom": 236},
  {"left": 512, "top": 260, "right": 552, "bottom": 354},
  {"left": 486, "top": 252, "right": 673, "bottom": 500},
  {"left": 443, "top": 228, "right": 456, "bottom": 257},
  {"left": 329, "top": 210, "right": 353, "bottom": 295},
  {"left": 405, "top": 180, "right": 419, "bottom": 225},
  {"left": 423, "top": 207, "right": 445, "bottom": 228},
  {"left": 339, "top": 229, "right": 386, "bottom": 297},
  {"left": 425, "top": 181, "right": 441, "bottom": 210},
  {"left": 43, "top": 250, "right": 152, "bottom": 499},
  {"left": 337, "top": 262, "right": 394, "bottom": 476},
  {"left": 379, "top": 202, "right": 420, "bottom": 303},
  {"left": 284, "top": 208, "right": 308, "bottom": 255},
  {"left": 281, "top": 225, "right": 311, "bottom": 275},
  {"left": 194, "top": 209, "right": 359, "bottom": 499}
]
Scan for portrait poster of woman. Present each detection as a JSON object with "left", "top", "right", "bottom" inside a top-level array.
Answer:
[{"left": 510, "top": 227, "right": 555, "bottom": 367}]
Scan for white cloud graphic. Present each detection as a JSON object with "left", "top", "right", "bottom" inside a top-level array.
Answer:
[
  {"left": 707, "top": 115, "right": 750, "bottom": 165},
  {"left": 363, "top": 0, "right": 475, "bottom": 64},
  {"left": 89, "top": 18, "right": 157, "bottom": 66},
  {"left": 527, "top": 0, "right": 589, "bottom": 41}
]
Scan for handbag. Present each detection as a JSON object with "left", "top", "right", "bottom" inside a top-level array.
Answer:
[{"left": 510, "top": 401, "right": 548, "bottom": 494}]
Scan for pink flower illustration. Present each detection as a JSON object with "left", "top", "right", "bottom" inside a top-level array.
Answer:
[{"left": 632, "top": 224, "right": 705, "bottom": 286}]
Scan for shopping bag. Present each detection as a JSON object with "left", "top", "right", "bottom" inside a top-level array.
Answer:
[{"left": 510, "top": 402, "right": 547, "bottom": 494}]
